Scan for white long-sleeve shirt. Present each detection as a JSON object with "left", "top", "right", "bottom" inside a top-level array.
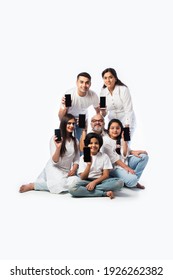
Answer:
[{"left": 100, "top": 85, "right": 136, "bottom": 135}]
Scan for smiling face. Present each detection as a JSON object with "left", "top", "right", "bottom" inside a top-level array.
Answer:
[
  {"left": 76, "top": 76, "right": 91, "bottom": 95},
  {"left": 103, "top": 71, "right": 116, "bottom": 91},
  {"left": 108, "top": 122, "right": 122, "bottom": 140},
  {"left": 66, "top": 118, "right": 76, "bottom": 134},
  {"left": 88, "top": 137, "right": 100, "bottom": 155},
  {"left": 91, "top": 114, "right": 105, "bottom": 133}
]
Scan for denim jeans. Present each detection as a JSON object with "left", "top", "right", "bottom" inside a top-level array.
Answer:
[
  {"left": 75, "top": 124, "right": 83, "bottom": 142},
  {"left": 69, "top": 177, "right": 123, "bottom": 197},
  {"left": 110, "top": 153, "right": 149, "bottom": 188}
]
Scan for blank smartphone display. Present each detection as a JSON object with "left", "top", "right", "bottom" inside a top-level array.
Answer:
[
  {"left": 100, "top": 96, "right": 106, "bottom": 108},
  {"left": 54, "top": 129, "right": 61, "bottom": 142},
  {"left": 123, "top": 127, "right": 131, "bottom": 141},
  {"left": 83, "top": 147, "right": 91, "bottom": 162},
  {"left": 79, "top": 114, "right": 86, "bottom": 128},
  {"left": 65, "top": 94, "right": 72, "bottom": 107}
]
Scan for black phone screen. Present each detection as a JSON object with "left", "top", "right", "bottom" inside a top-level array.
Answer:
[
  {"left": 123, "top": 127, "right": 131, "bottom": 141},
  {"left": 65, "top": 94, "right": 72, "bottom": 107},
  {"left": 79, "top": 114, "right": 86, "bottom": 128},
  {"left": 54, "top": 129, "right": 61, "bottom": 142},
  {"left": 83, "top": 147, "right": 91, "bottom": 162},
  {"left": 100, "top": 96, "right": 106, "bottom": 108}
]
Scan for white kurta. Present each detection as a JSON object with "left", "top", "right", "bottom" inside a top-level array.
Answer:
[
  {"left": 36, "top": 137, "right": 80, "bottom": 194},
  {"left": 100, "top": 85, "right": 136, "bottom": 135}
]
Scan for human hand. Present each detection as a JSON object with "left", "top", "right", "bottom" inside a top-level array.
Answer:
[
  {"left": 86, "top": 181, "right": 96, "bottom": 191},
  {"left": 125, "top": 166, "right": 135, "bottom": 174}
]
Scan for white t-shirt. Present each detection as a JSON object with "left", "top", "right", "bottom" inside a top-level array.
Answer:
[
  {"left": 63, "top": 87, "right": 99, "bottom": 119},
  {"left": 78, "top": 151, "right": 112, "bottom": 179},
  {"left": 100, "top": 85, "right": 136, "bottom": 134},
  {"left": 102, "top": 134, "right": 130, "bottom": 169}
]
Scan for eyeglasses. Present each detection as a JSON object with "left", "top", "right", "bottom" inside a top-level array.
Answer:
[
  {"left": 67, "top": 122, "right": 76, "bottom": 126},
  {"left": 91, "top": 119, "right": 104, "bottom": 123}
]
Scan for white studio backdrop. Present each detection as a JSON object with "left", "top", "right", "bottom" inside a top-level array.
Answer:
[{"left": 0, "top": 0, "right": 173, "bottom": 262}]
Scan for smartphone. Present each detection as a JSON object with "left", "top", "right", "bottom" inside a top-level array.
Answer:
[
  {"left": 123, "top": 127, "right": 131, "bottom": 141},
  {"left": 100, "top": 96, "right": 106, "bottom": 108},
  {"left": 65, "top": 94, "right": 72, "bottom": 107},
  {"left": 78, "top": 114, "right": 86, "bottom": 128},
  {"left": 83, "top": 147, "right": 91, "bottom": 162},
  {"left": 54, "top": 129, "right": 61, "bottom": 142}
]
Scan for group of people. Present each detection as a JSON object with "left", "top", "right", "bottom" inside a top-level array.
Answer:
[{"left": 19, "top": 68, "right": 149, "bottom": 199}]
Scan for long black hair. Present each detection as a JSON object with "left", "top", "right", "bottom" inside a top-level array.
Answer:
[
  {"left": 102, "top": 68, "right": 127, "bottom": 88},
  {"left": 107, "top": 119, "right": 124, "bottom": 155},
  {"left": 59, "top": 114, "right": 78, "bottom": 157}
]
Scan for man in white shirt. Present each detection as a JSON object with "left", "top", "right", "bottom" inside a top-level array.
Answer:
[
  {"left": 79, "top": 113, "right": 107, "bottom": 152},
  {"left": 58, "top": 72, "right": 100, "bottom": 141}
]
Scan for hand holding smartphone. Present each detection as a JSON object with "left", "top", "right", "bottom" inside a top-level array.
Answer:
[
  {"left": 83, "top": 147, "right": 91, "bottom": 162},
  {"left": 54, "top": 129, "right": 61, "bottom": 142},
  {"left": 65, "top": 94, "right": 72, "bottom": 107},
  {"left": 123, "top": 126, "right": 131, "bottom": 141}
]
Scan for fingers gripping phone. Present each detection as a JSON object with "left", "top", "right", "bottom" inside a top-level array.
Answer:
[
  {"left": 54, "top": 129, "right": 61, "bottom": 142},
  {"left": 65, "top": 94, "right": 72, "bottom": 107},
  {"left": 100, "top": 96, "right": 106, "bottom": 108},
  {"left": 83, "top": 147, "right": 91, "bottom": 162},
  {"left": 79, "top": 114, "right": 86, "bottom": 128}
]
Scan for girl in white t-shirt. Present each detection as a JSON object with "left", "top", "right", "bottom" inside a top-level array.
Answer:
[
  {"left": 19, "top": 114, "right": 80, "bottom": 194},
  {"left": 69, "top": 132, "right": 123, "bottom": 199},
  {"left": 103, "top": 119, "right": 149, "bottom": 189}
]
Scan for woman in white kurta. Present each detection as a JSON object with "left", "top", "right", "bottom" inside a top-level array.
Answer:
[
  {"left": 100, "top": 68, "right": 136, "bottom": 137},
  {"left": 19, "top": 114, "right": 80, "bottom": 194}
]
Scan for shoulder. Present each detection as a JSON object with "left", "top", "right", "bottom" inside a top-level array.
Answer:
[
  {"left": 118, "top": 85, "right": 130, "bottom": 94},
  {"left": 88, "top": 89, "right": 98, "bottom": 97}
]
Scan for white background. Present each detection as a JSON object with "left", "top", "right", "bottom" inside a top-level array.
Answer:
[{"left": 0, "top": 0, "right": 173, "bottom": 263}]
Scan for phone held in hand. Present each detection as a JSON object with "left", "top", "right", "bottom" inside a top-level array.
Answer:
[
  {"left": 54, "top": 129, "right": 61, "bottom": 142},
  {"left": 83, "top": 147, "right": 91, "bottom": 162},
  {"left": 100, "top": 96, "right": 106, "bottom": 108},
  {"left": 79, "top": 114, "right": 86, "bottom": 128},
  {"left": 65, "top": 94, "right": 72, "bottom": 107},
  {"left": 123, "top": 126, "right": 131, "bottom": 141}
]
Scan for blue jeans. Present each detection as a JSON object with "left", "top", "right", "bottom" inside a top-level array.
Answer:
[
  {"left": 75, "top": 124, "right": 83, "bottom": 142},
  {"left": 110, "top": 154, "right": 149, "bottom": 188},
  {"left": 69, "top": 177, "right": 124, "bottom": 197}
]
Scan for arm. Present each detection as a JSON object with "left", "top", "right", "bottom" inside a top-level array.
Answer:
[
  {"left": 58, "top": 96, "right": 68, "bottom": 120},
  {"left": 115, "top": 159, "right": 135, "bottom": 174},
  {"left": 68, "top": 163, "right": 79, "bottom": 176},
  {"left": 121, "top": 131, "right": 129, "bottom": 157},
  {"left": 79, "top": 129, "right": 87, "bottom": 152},
  {"left": 52, "top": 137, "right": 62, "bottom": 163},
  {"left": 130, "top": 150, "right": 148, "bottom": 158}
]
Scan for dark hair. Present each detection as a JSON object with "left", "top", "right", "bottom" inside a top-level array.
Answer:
[
  {"left": 107, "top": 119, "right": 124, "bottom": 155},
  {"left": 102, "top": 68, "right": 126, "bottom": 88},
  {"left": 59, "top": 114, "right": 78, "bottom": 157},
  {"left": 77, "top": 72, "right": 91, "bottom": 81},
  {"left": 84, "top": 132, "right": 103, "bottom": 150}
]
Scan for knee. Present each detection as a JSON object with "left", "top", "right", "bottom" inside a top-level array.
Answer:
[{"left": 141, "top": 153, "right": 149, "bottom": 163}]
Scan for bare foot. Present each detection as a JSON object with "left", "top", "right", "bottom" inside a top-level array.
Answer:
[
  {"left": 136, "top": 183, "right": 145, "bottom": 189},
  {"left": 106, "top": 191, "right": 115, "bottom": 199},
  {"left": 19, "top": 183, "right": 34, "bottom": 193}
]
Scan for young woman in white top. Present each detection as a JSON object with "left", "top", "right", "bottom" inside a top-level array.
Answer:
[
  {"left": 102, "top": 119, "right": 149, "bottom": 189},
  {"left": 100, "top": 68, "right": 136, "bottom": 137},
  {"left": 19, "top": 114, "right": 80, "bottom": 194},
  {"left": 69, "top": 132, "right": 124, "bottom": 199}
]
